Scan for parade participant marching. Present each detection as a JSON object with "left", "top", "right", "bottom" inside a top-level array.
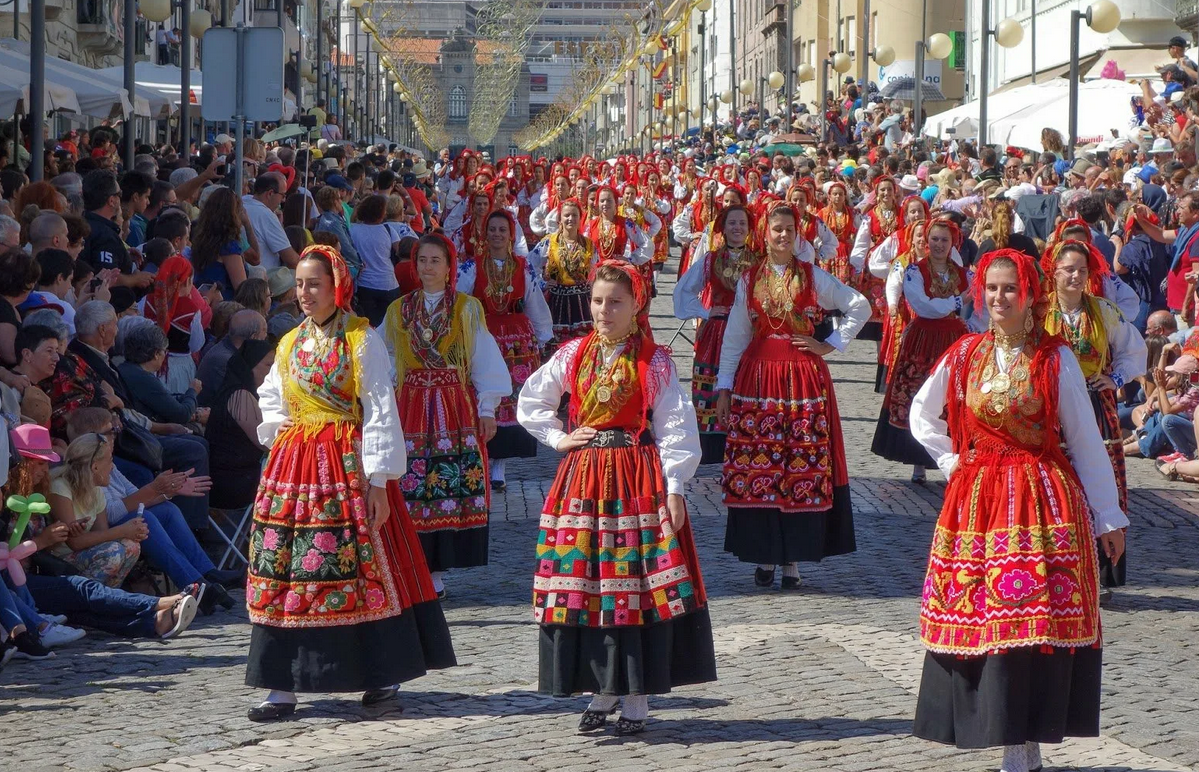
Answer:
[
  {"left": 849, "top": 175, "right": 900, "bottom": 342},
  {"left": 868, "top": 196, "right": 931, "bottom": 392},
  {"left": 672, "top": 177, "right": 719, "bottom": 277},
  {"left": 585, "top": 186, "right": 651, "bottom": 265},
  {"left": 787, "top": 183, "right": 839, "bottom": 273},
  {"left": 715, "top": 201, "right": 870, "bottom": 589},
  {"left": 517, "top": 259, "right": 717, "bottom": 736},
  {"left": 453, "top": 189, "right": 494, "bottom": 264},
  {"left": 531, "top": 199, "right": 598, "bottom": 348},
  {"left": 818, "top": 181, "right": 858, "bottom": 284},
  {"left": 382, "top": 234, "right": 512, "bottom": 599},
  {"left": 673, "top": 204, "right": 759, "bottom": 464},
  {"left": 909, "top": 248, "right": 1127, "bottom": 772},
  {"left": 245, "top": 244, "right": 454, "bottom": 722},
  {"left": 529, "top": 172, "right": 571, "bottom": 244},
  {"left": 1043, "top": 239, "right": 1144, "bottom": 598},
  {"left": 871, "top": 218, "right": 969, "bottom": 482},
  {"left": 458, "top": 209, "right": 553, "bottom": 491}
]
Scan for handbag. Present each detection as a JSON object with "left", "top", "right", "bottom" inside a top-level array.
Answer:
[{"left": 116, "top": 421, "right": 164, "bottom": 472}]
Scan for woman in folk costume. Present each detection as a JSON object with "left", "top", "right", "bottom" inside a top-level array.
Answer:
[
  {"left": 1042, "top": 239, "right": 1143, "bottom": 598},
  {"left": 849, "top": 174, "right": 900, "bottom": 341},
  {"left": 787, "top": 182, "right": 839, "bottom": 273},
  {"left": 868, "top": 196, "right": 930, "bottom": 392},
  {"left": 1048, "top": 219, "right": 1141, "bottom": 321},
  {"left": 245, "top": 244, "right": 454, "bottom": 722},
  {"left": 451, "top": 188, "right": 493, "bottom": 264},
  {"left": 531, "top": 198, "right": 598, "bottom": 348},
  {"left": 585, "top": 186, "right": 651, "bottom": 266},
  {"left": 637, "top": 169, "right": 674, "bottom": 269},
  {"left": 458, "top": 209, "right": 553, "bottom": 491},
  {"left": 745, "top": 168, "right": 767, "bottom": 206},
  {"left": 143, "top": 255, "right": 210, "bottom": 394},
  {"left": 517, "top": 259, "right": 717, "bottom": 737},
  {"left": 529, "top": 172, "right": 571, "bottom": 244},
  {"left": 673, "top": 204, "right": 760, "bottom": 464},
  {"left": 438, "top": 149, "right": 479, "bottom": 211},
  {"left": 685, "top": 185, "right": 749, "bottom": 261},
  {"left": 715, "top": 201, "right": 870, "bottom": 589},
  {"left": 515, "top": 162, "right": 546, "bottom": 248},
  {"left": 672, "top": 176, "right": 719, "bottom": 277},
  {"left": 382, "top": 233, "right": 511, "bottom": 599},
  {"left": 909, "top": 248, "right": 1127, "bottom": 772},
  {"left": 871, "top": 218, "right": 969, "bottom": 482},
  {"left": 818, "top": 180, "right": 859, "bottom": 284}
]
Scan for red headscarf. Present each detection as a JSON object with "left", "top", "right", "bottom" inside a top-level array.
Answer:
[
  {"left": 485, "top": 209, "right": 518, "bottom": 255},
  {"left": 301, "top": 243, "right": 354, "bottom": 313},
  {"left": 409, "top": 232, "right": 458, "bottom": 293},
  {"left": 1041, "top": 238, "right": 1110, "bottom": 297},
  {"left": 146, "top": 256, "right": 195, "bottom": 333},
  {"left": 592, "top": 258, "right": 651, "bottom": 338},
  {"left": 756, "top": 200, "right": 800, "bottom": 253},
  {"left": 971, "top": 247, "right": 1047, "bottom": 312}
]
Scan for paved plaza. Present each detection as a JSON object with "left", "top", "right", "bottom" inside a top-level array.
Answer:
[{"left": 4, "top": 262, "right": 1198, "bottom": 772}]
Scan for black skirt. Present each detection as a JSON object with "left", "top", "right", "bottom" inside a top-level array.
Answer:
[
  {"left": 723, "top": 484, "right": 856, "bottom": 565},
  {"left": 246, "top": 600, "right": 457, "bottom": 693},
  {"left": 874, "top": 363, "right": 888, "bottom": 394},
  {"left": 699, "top": 431, "right": 727, "bottom": 466},
  {"left": 488, "top": 424, "right": 539, "bottom": 460},
  {"left": 1098, "top": 541, "right": 1127, "bottom": 588},
  {"left": 539, "top": 607, "right": 718, "bottom": 697},
  {"left": 859, "top": 320, "right": 883, "bottom": 342},
  {"left": 418, "top": 527, "right": 490, "bottom": 572},
  {"left": 871, "top": 407, "right": 934, "bottom": 467},
  {"left": 913, "top": 647, "right": 1102, "bottom": 749}
]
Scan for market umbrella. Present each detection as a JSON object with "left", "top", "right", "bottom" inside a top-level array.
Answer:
[
  {"left": 880, "top": 76, "right": 945, "bottom": 102},
  {"left": 988, "top": 78, "right": 1141, "bottom": 150},
  {"left": 765, "top": 142, "right": 807, "bottom": 157},
  {"left": 260, "top": 123, "right": 308, "bottom": 143}
]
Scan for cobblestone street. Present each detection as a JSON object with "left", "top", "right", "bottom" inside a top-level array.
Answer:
[{"left": 4, "top": 261, "right": 1198, "bottom": 772}]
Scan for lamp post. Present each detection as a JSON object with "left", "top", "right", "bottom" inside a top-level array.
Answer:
[
  {"left": 29, "top": 0, "right": 43, "bottom": 179},
  {"left": 1068, "top": 0, "right": 1120, "bottom": 157},
  {"left": 818, "top": 52, "right": 851, "bottom": 142},
  {"left": 913, "top": 32, "right": 948, "bottom": 145},
  {"left": 123, "top": 0, "right": 137, "bottom": 169},
  {"left": 180, "top": 0, "right": 192, "bottom": 154},
  {"left": 696, "top": 0, "right": 711, "bottom": 130},
  {"left": 784, "top": 0, "right": 794, "bottom": 130},
  {"left": 977, "top": 0, "right": 1024, "bottom": 147}
]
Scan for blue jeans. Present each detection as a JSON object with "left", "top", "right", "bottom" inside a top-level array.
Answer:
[
  {"left": 22, "top": 574, "right": 158, "bottom": 638},
  {"left": 158, "top": 434, "right": 211, "bottom": 529},
  {"left": 1162, "top": 413, "right": 1197, "bottom": 457},
  {"left": 110, "top": 502, "right": 215, "bottom": 586},
  {"left": 0, "top": 573, "right": 43, "bottom": 632}
]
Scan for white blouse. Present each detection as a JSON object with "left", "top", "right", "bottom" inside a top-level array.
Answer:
[
  {"left": 715, "top": 262, "right": 871, "bottom": 391},
  {"left": 258, "top": 323, "right": 407, "bottom": 488},
  {"left": 1057, "top": 298, "right": 1147, "bottom": 388},
  {"left": 516, "top": 338, "right": 701, "bottom": 495},
  {"left": 673, "top": 250, "right": 713, "bottom": 322},
  {"left": 457, "top": 258, "right": 555, "bottom": 346},
  {"left": 909, "top": 343, "right": 1130, "bottom": 534}
]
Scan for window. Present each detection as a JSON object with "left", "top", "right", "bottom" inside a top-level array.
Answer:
[
  {"left": 449, "top": 85, "right": 467, "bottom": 121},
  {"left": 508, "top": 144, "right": 519, "bottom": 157},
  {"left": 509, "top": 96, "right": 519, "bottom": 117},
  {"left": 845, "top": 17, "right": 856, "bottom": 58}
]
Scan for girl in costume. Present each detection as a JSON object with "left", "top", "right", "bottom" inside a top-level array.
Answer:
[
  {"left": 868, "top": 195, "right": 931, "bottom": 392},
  {"left": 532, "top": 199, "right": 598, "bottom": 348},
  {"left": 871, "top": 218, "right": 969, "bottom": 482},
  {"left": 458, "top": 210, "right": 553, "bottom": 491},
  {"left": 849, "top": 175, "right": 900, "bottom": 342},
  {"left": 382, "top": 233, "right": 511, "bottom": 598},
  {"left": 245, "top": 244, "right": 454, "bottom": 721},
  {"left": 143, "top": 255, "right": 209, "bottom": 395},
  {"left": 817, "top": 181, "right": 858, "bottom": 284},
  {"left": 909, "top": 248, "right": 1128, "bottom": 772},
  {"left": 672, "top": 177, "right": 719, "bottom": 277},
  {"left": 673, "top": 204, "right": 760, "bottom": 464},
  {"left": 585, "top": 186, "right": 651, "bottom": 266},
  {"left": 517, "top": 259, "right": 717, "bottom": 736},
  {"left": 715, "top": 201, "right": 870, "bottom": 590},
  {"left": 1043, "top": 239, "right": 1143, "bottom": 598}
]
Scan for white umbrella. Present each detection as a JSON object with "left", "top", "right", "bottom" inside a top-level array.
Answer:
[
  {"left": 921, "top": 80, "right": 1068, "bottom": 142},
  {"left": 0, "top": 39, "right": 130, "bottom": 118},
  {"left": 989, "top": 78, "right": 1142, "bottom": 150},
  {"left": 97, "top": 62, "right": 203, "bottom": 108}
]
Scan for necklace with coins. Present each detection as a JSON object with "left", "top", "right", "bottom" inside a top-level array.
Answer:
[
  {"left": 414, "top": 290, "right": 452, "bottom": 346},
  {"left": 980, "top": 322, "right": 1031, "bottom": 413},
  {"left": 299, "top": 311, "right": 341, "bottom": 361},
  {"left": 591, "top": 328, "right": 637, "bottom": 404},
  {"left": 716, "top": 245, "right": 752, "bottom": 290},
  {"left": 484, "top": 252, "right": 516, "bottom": 304}
]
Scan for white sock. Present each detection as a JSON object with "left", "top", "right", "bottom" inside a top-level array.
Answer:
[
  {"left": 1024, "top": 742, "right": 1041, "bottom": 769},
  {"left": 621, "top": 695, "right": 649, "bottom": 721},
  {"left": 1000, "top": 744, "right": 1029, "bottom": 772},
  {"left": 431, "top": 571, "right": 445, "bottom": 593},
  {"left": 265, "top": 690, "right": 297, "bottom": 705},
  {"left": 491, "top": 459, "right": 505, "bottom": 483},
  {"left": 781, "top": 563, "right": 800, "bottom": 579},
  {"left": 912, "top": 464, "right": 925, "bottom": 477},
  {"left": 757, "top": 563, "right": 775, "bottom": 572},
  {"left": 586, "top": 694, "right": 619, "bottom": 713}
]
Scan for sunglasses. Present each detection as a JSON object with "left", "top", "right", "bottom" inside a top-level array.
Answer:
[{"left": 89, "top": 431, "right": 110, "bottom": 466}]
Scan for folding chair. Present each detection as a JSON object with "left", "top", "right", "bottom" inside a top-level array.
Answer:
[
  {"left": 207, "top": 503, "right": 254, "bottom": 570},
  {"left": 666, "top": 318, "right": 696, "bottom": 349}
]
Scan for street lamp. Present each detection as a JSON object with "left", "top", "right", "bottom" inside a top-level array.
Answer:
[
  {"left": 819, "top": 52, "right": 852, "bottom": 140},
  {"left": 1068, "top": 0, "right": 1120, "bottom": 157},
  {"left": 696, "top": 0, "right": 712, "bottom": 132},
  {"left": 912, "top": 33, "right": 949, "bottom": 145},
  {"left": 978, "top": 0, "right": 1024, "bottom": 146}
]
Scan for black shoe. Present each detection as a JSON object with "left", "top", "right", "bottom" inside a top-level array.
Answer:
[
  {"left": 753, "top": 567, "right": 775, "bottom": 588},
  {"left": 362, "top": 686, "right": 401, "bottom": 707},
  {"left": 910, "top": 472, "right": 926, "bottom": 485},
  {"left": 490, "top": 479, "right": 506, "bottom": 492},
  {"left": 613, "top": 717, "right": 646, "bottom": 736},
  {"left": 197, "top": 582, "right": 234, "bottom": 615},
  {"left": 436, "top": 588, "right": 447, "bottom": 601},
  {"left": 11, "top": 631, "right": 54, "bottom": 660},
  {"left": 204, "top": 568, "right": 246, "bottom": 589},
  {"left": 578, "top": 706, "right": 617, "bottom": 733},
  {"left": 780, "top": 575, "right": 801, "bottom": 591},
  {"left": 247, "top": 702, "right": 296, "bottom": 722},
  {"left": 1099, "top": 588, "right": 1114, "bottom": 607},
  {"left": 0, "top": 639, "right": 15, "bottom": 671}
]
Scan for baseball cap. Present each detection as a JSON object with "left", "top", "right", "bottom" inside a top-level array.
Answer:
[
  {"left": 1166, "top": 354, "right": 1199, "bottom": 374},
  {"left": 1170, "top": 35, "right": 1188, "bottom": 48},
  {"left": 215, "top": 133, "right": 234, "bottom": 145},
  {"left": 324, "top": 174, "right": 353, "bottom": 191}
]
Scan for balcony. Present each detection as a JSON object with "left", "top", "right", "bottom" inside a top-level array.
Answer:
[
  {"left": 763, "top": 1, "right": 786, "bottom": 34},
  {"left": 77, "top": 0, "right": 124, "bottom": 56},
  {"left": 1177, "top": 0, "right": 1198, "bottom": 32}
]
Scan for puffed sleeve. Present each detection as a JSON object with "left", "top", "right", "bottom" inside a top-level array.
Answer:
[
  {"left": 626, "top": 220, "right": 651, "bottom": 265},
  {"left": 1104, "top": 275, "right": 1141, "bottom": 322},
  {"left": 528, "top": 238, "right": 550, "bottom": 280},
  {"left": 457, "top": 260, "right": 477, "bottom": 295},
  {"left": 909, "top": 355, "right": 956, "bottom": 477},
  {"left": 672, "top": 204, "right": 695, "bottom": 243},
  {"left": 643, "top": 209, "right": 662, "bottom": 240},
  {"left": 256, "top": 359, "right": 286, "bottom": 447},
  {"left": 517, "top": 342, "right": 574, "bottom": 451},
  {"left": 868, "top": 235, "right": 896, "bottom": 278},
  {"left": 524, "top": 263, "right": 554, "bottom": 344},
  {"left": 672, "top": 253, "right": 709, "bottom": 321},
  {"left": 514, "top": 224, "right": 530, "bottom": 258},
  {"left": 443, "top": 199, "right": 467, "bottom": 235},
  {"left": 813, "top": 265, "right": 870, "bottom": 351},
  {"left": 466, "top": 301, "right": 512, "bottom": 418},
  {"left": 815, "top": 219, "right": 839, "bottom": 264},
  {"left": 1105, "top": 305, "right": 1147, "bottom": 387},
  {"left": 1056, "top": 348, "right": 1130, "bottom": 532},
  {"left": 903, "top": 264, "right": 963, "bottom": 319},
  {"left": 649, "top": 351, "right": 702, "bottom": 495},
  {"left": 849, "top": 218, "right": 873, "bottom": 270},
  {"left": 530, "top": 203, "right": 550, "bottom": 237},
  {"left": 716, "top": 277, "right": 753, "bottom": 391},
  {"left": 885, "top": 259, "right": 905, "bottom": 315},
  {"left": 359, "top": 327, "right": 407, "bottom": 487}
]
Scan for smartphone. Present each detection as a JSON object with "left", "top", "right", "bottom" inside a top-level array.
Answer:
[{"left": 198, "top": 283, "right": 214, "bottom": 295}]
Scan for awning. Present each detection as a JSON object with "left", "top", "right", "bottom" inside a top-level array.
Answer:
[
  {"left": 993, "top": 52, "right": 1102, "bottom": 94},
  {"left": 0, "top": 61, "right": 81, "bottom": 115},
  {"left": 97, "top": 62, "right": 203, "bottom": 108},
  {"left": 0, "top": 38, "right": 132, "bottom": 118},
  {"left": 1084, "top": 47, "right": 1173, "bottom": 81}
]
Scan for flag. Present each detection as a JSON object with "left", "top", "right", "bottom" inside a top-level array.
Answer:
[
  {"left": 654, "top": 92, "right": 665, "bottom": 109},
  {"left": 652, "top": 59, "right": 668, "bottom": 80},
  {"left": 654, "top": 34, "right": 668, "bottom": 51}
]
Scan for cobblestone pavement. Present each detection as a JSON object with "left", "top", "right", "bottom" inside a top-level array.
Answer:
[{"left": 4, "top": 256, "right": 1198, "bottom": 772}]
